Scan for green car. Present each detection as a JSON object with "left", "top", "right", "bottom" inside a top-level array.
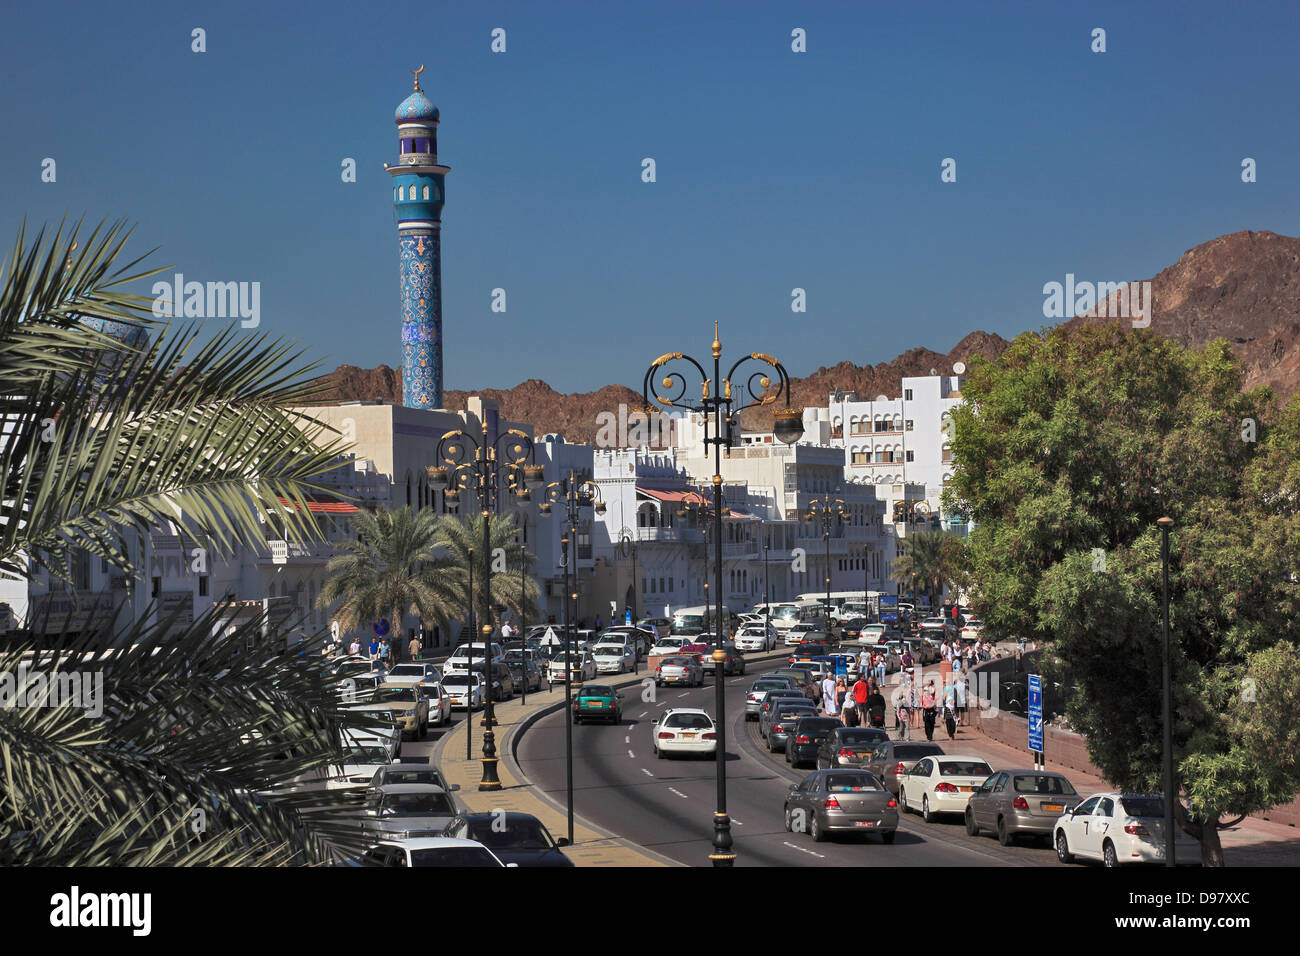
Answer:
[{"left": 573, "top": 685, "right": 623, "bottom": 724}]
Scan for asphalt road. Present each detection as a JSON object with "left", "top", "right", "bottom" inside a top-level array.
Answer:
[{"left": 516, "top": 661, "right": 1062, "bottom": 867}]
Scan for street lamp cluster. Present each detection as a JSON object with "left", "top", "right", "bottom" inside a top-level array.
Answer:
[
  {"left": 805, "top": 492, "right": 848, "bottom": 623},
  {"left": 641, "top": 322, "right": 802, "bottom": 867}
]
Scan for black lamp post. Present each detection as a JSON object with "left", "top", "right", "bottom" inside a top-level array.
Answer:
[
  {"left": 806, "top": 491, "right": 848, "bottom": 632},
  {"left": 427, "top": 429, "right": 545, "bottom": 791},
  {"left": 1157, "top": 515, "right": 1175, "bottom": 866},
  {"left": 641, "top": 321, "right": 802, "bottom": 867},
  {"left": 538, "top": 471, "right": 606, "bottom": 844},
  {"left": 619, "top": 529, "right": 640, "bottom": 671},
  {"left": 764, "top": 530, "right": 771, "bottom": 638}
]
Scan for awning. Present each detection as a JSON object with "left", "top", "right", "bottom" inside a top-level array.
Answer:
[
  {"left": 276, "top": 495, "right": 361, "bottom": 515},
  {"left": 636, "top": 487, "right": 706, "bottom": 504}
]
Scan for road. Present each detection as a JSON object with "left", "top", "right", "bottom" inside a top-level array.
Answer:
[{"left": 517, "top": 658, "right": 1061, "bottom": 866}]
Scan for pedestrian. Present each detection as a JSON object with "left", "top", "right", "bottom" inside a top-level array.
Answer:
[
  {"left": 378, "top": 637, "right": 390, "bottom": 665},
  {"left": 348, "top": 637, "right": 361, "bottom": 657},
  {"left": 853, "top": 673, "right": 869, "bottom": 716},
  {"left": 943, "top": 681, "right": 957, "bottom": 738},
  {"left": 921, "top": 681, "right": 938, "bottom": 741},
  {"left": 408, "top": 633, "right": 422, "bottom": 662},
  {"left": 955, "top": 671, "right": 968, "bottom": 725},
  {"left": 501, "top": 621, "right": 513, "bottom": 642},
  {"left": 821, "top": 672, "right": 838, "bottom": 717},
  {"left": 594, "top": 615, "right": 603, "bottom": 631},
  {"left": 867, "top": 684, "right": 886, "bottom": 728},
  {"left": 835, "top": 677, "right": 848, "bottom": 714},
  {"left": 368, "top": 636, "right": 379, "bottom": 660},
  {"left": 874, "top": 651, "right": 886, "bottom": 687},
  {"left": 896, "top": 696, "right": 911, "bottom": 740},
  {"left": 901, "top": 648, "right": 914, "bottom": 674},
  {"left": 842, "top": 683, "right": 858, "bottom": 726}
]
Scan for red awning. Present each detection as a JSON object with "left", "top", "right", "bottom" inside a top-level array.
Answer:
[
  {"left": 276, "top": 495, "right": 361, "bottom": 515},
  {"left": 636, "top": 487, "right": 706, "bottom": 504}
]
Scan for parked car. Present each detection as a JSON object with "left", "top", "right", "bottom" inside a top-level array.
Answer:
[
  {"left": 655, "top": 655, "right": 704, "bottom": 688},
  {"left": 1053, "top": 792, "right": 1201, "bottom": 867},
  {"left": 360, "top": 784, "right": 459, "bottom": 841},
  {"left": 862, "top": 740, "right": 947, "bottom": 796},
  {"left": 373, "top": 684, "right": 431, "bottom": 739},
  {"left": 734, "top": 622, "right": 779, "bottom": 652},
  {"left": 358, "top": 837, "right": 507, "bottom": 868},
  {"left": 417, "top": 681, "right": 453, "bottom": 726},
  {"left": 326, "top": 731, "right": 394, "bottom": 789},
  {"left": 960, "top": 619, "right": 985, "bottom": 644},
  {"left": 382, "top": 662, "right": 443, "bottom": 689},
  {"left": 573, "top": 684, "right": 623, "bottom": 724},
  {"left": 651, "top": 708, "right": 718, "bottom": 759},
  {"left": 650, "top": 636, "right": 691, "bottom": 656},
  {"left": 442, "top": 673, "right": 486, "bottom": 711},
  {"left": 764, "top": 702, "right": 818, "bottom": 753},
  {"left": 504, "top": 651, "right": 545, "bottom": 692},
  {"left": 816, "top": 726, "right": 891, "bottom": 770},
  {"left": 783, "top": 769, "right": 898, "bottom": 843},
  {"left": 785, "top": 716, "right": 843, "bottom": 769},
  {"left": 442, "top": 641, "right": 506, "bottom": 677},
  {"left": 547, "top": 652, "right": 597, "bottom": 684},
  {"left": 441, "top": 812, "right": 573, "bottom": 867},
  {"left": 637, "top": 618, "right": 672, "bottom": 641},
  {"left": 368, "top": 764, "right": 459, "bottom": 795},
  {"left": 744, "top": 677, "right": 800, "bottom": 720},
  {"left": 898, "top": 755, "right": 994, "bottom": 823},
  {"left": 966, "top": 769, "right": 1079, "bottom": 846}
]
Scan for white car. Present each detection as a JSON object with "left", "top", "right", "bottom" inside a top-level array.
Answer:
[
  {"left": 441, "top": 673, "right": 485, "bottom": 710},
  {"left": 416, "top": 680, "right": 453, "bottom": 726},
  {"left": 359, "top": 837, "right": 510, "bottom": 868},
  {"left": 651, "top": 708, "right": 718, "bottom": 759},
  {"left": 591, "top": 643, "right": 636, "bottom": 674},
  {"left": 898, "top": 755, "right": 995, "bottom": 823},
  {"left": 1053, "top": 792, "right": 1201, "bottom": 867},
  {"left": 443, "top": 642, "right": 505, "bottom": 677},
  {"left": 326, "top": 731, "right": 394, "bottom": 790},
  {"left": 734, "top": 623, "right": 778, "bottom": 652},
  {"left": 548, "top": 652, "right": 596, "bottom": 683},
  {"left": 786, "top": 622, "right": 822, "bottom": 644},
  {"left": 650, "top": 637, "right": 690, "bottom": 656},
  {"left": 856, "top": 624, "right": 887, "bottom": 646},
  {"left": 960, "top": 620, "right": 985, "bottom": 643},
  {"left": 383, "top": 662, "right": 443, "bottom": 689}
]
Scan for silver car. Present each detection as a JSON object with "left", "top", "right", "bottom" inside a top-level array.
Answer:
[
  {"left": 654, "top": 655, "right": 703, "bottom": 687},
  {"left": 783, "top": 769, "right": 899, "bottom": 843},
  {"left": 360, "top": 784, "right": 460, "bottom": 841},
  {"left": 966, "top": 769, "right": 1079, "bottom": 845}
]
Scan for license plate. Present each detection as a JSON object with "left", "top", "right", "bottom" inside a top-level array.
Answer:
[
  {"left": 585, "top": 701, "right": 604, "bottom": 707},
  {"left": 959, "top": 786, "right": 973, "bottom": 792},
  {"left": 681, "top": 733, "right": 696, "bottom": 739},
  {"left": 854, "top": 821, "right": 876, "bottom": 827},
  {"left": 1043, "top": 803, "right": 1064, "bottom": 813}
]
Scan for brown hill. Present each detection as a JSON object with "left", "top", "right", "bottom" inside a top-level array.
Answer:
[
  {"left": 311, "top": 230, "right": 1300, "bottom": 442},
  {"left": 1066, "top": 230, "right": 1300, "bottom": 399}
]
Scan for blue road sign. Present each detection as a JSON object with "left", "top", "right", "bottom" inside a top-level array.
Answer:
[{"left": 1028, "top": 674, "right": 1043, "bottom": 753}]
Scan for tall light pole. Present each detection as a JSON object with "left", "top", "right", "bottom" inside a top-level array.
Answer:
[
  {"left": 641, "top": 322, "right": 803, "bottom": 867},
  {"left": 764, "top": 529, "right": 771, "bottom": 639},
  {"left": 427, "top": 429, "right": 545, "bottom": 790},
  {"left": 806, "top": 491, "right": 848, "bottom": 633},
  {"left": 538, "top": 471, "right": 606, "bottom": 844},
  {"left": 1157, "top": 515, "right": 1175, "bottom": 866}
]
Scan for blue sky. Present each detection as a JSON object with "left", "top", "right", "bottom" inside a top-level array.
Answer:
[{"left": 3, "top": 0, "right": 1296, "bottom": 392}]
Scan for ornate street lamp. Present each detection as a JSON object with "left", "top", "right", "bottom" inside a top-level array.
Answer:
[
  {"left": 640, "top": 321, "right": 802, "bottom": 867},
  {"left": 805, "top": 491, "right": 848, "bottom": 628},
  {"left": 427, "top": 428, "right": 545, "bottom": 791}
]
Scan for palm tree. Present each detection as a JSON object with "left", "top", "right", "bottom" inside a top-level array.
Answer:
[
  {"left": 431, "top": 511, "right": 540, "bottom": 639},
  {"left": 891, "top": 529, "right": 961, "bottom": 609},
  {"left": 316, "top": 506, "right": 460, "bottom": 643},
  {"left": 1, "top": 219, "right": 367, "bottom": 865}
]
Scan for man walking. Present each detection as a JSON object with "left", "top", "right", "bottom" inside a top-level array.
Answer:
[
  {"left": 852, "top": 673, "right": 869, "bottom": 720},
  {"left": 921, "top": 680, "right": 938, "bottom": 741},
  {"left": 408, "top": 632, "right": 422, "bottom": 662},
  {"left": 821, "top": 672, "right": 838, "bottom": 718}
]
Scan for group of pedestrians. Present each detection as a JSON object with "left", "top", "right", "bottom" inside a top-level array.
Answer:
[
  {"left": 820, "top": 672, "right": 887, "bottom": 728},
  {"left": 892, "top": 671, "right": 967, "bottom": 742}
]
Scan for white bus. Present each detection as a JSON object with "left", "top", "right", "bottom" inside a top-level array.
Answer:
[
  {"left": 796, "top": 591, "right": 886, "bottom": 621},
  {"left": 670, "top": 604, "right": 732, "bottom": 637},
  {"left": 768, "top": 599, "right": 827, "bottom": 633}
]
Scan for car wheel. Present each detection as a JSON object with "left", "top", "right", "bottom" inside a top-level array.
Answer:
[
  {"left": 1055, "top": 831, "right": 1074, "bottom": 864},
  {"left": 997, "top": 816, "right": 1014, "bottom": 846},
  {"left": 785, "top": 747, "right": 791, "bottom": 764},
  {"left": 922, "top": 795, "right": 934, "bottom": 823},
  {"left": 881, "top": 829, "right": 896, "bottom": 845},
  {"left": 418, "top": 719, "right": 427, "bottom": 739},
  {"left": 965, "top": 808, "right": 979, "bottom": 836},
  {"left": 767, "top": 736, "right": 775, "bottom": 752},
  {"left": 899, "top": 787, "right": 908, "bottom": 813},
  {"left": 783, "top": 807, "right": 793, "bottom": 832},
  {"left": 1102, "top": 840, "right": 1119, "bottom": 868},
  {"left": 810, "top": 814, "right": 826, "bottom": 843}
]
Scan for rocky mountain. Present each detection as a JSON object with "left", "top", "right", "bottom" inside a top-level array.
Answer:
[{"left": 309, "top": 230, "right": 1300, "bottom": 442}]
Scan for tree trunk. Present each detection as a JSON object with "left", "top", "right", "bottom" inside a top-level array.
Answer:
[{"left": 1199, "top": 820, "right": 1225, "bottom": 867}]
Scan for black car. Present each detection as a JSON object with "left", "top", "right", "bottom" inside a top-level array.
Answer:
[
  {"left": 441, "top": 812, "right": 573, "bottom": 867},
  {"left": 700, "top": 641, "right": 746, "bottom": 676},
  {"left": 786, "top": 716, "right": 843, "bottom": 769},
  {"left": 816, "top": 726, "right": 890, "bottom": 770},
  {"left": 840, "top": 617, "right": 871, "bottom": 643}
]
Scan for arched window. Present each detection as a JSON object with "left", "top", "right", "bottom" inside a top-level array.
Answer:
[
  {"left": 422, "top": 184, "right": 430, "bottom": 200},
  {"left": 408, "top": 185, "right": 416, "bottom": 201}
]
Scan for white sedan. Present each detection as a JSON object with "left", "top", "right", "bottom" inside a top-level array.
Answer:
[
  {"left": 649, "top": 637, "right": 690, "bottom": 656},
  {"left": 591, "top": 643, "right": 636, "bottom": 674},
  {"left": 1053, "top": 792, "right": 1201, "bottom": 867},
  {"left": 547, "top": 653, "right": 596, "bottom": 683},
  {"left": 441, "top": 673, "right": 485, "bottom": 711},
  {"left": 898, "top": 755, "right": 995, "bottom": 823},
  {"left": 416, "top": 680, "right": 453, "bottom": 726},
  {"left": 651, "top": 708, "right": 718, "bottom": 759},
  {"left": 734, "top": 624, "right": 778, "bottom": 652}
]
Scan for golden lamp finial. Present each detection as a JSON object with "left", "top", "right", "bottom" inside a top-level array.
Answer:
[
  {"left": 64, "top": 241, "right": 78, "bottom": 270},
  {"left": 412, "top": 64, "right": 425, "bottom": 92},
  {"left": 712, "top": 320, "right": 721, "bottom": 359}
]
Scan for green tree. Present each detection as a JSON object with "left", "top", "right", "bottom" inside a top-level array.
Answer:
[
  {"left": 0, "top": 219, "right": 368, "bottom": 865},
  {"left": 891, "top": 529, "right": 963, "bottom": 609},
  {"left": 944, "top": 322, "right": 1300, "bottom": 865},
  {"left": 431, "top": 511, "right": 540, "bottom": 636}
]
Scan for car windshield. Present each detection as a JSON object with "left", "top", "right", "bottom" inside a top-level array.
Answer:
[
  {"left": 1119, "top": 796, "right": 1167, "bottom": 818},
  {"left": 580, "top": 687, "right": 614, "bottom": 698},
  {"left": 665, "top": 713, "right": 713, "bottom": 730},
  {"left": 343, "top": 745, "right": 388, "bottom": 764},
  {"left": 466, "top": 819, "right": 555, "bottom": 850},
  {"left": 894, "top": 744, "right": 944, "bottom": 759},
  {"left": 825, "top": 773, "right": 882, "bottom": 792},
  {"left": 442, "top": 676, "right": 478, "bottom": 689},
  {"left": 409, "top": 847, "right": 499, "bottom": 867},
  {"left": 389, "top": 664, "right": 427, "bottom": 676},
  {"left": 382, "top": 769, "right": 443, "bottom": 786},
  {"left": 593, "top": 646, "right": 624, "bottom": 656},
  {"left": 838, "top": 730, "right": 887, "bottom": 745},
  {"left": 939, "top": 760, "right": 993, "bottom": 776},
  {"left": 380, "top": 792, "right": 454, "bottom": 816},
  {"left": 662, "top": 657, "right": 691, "bottom": 666},
  {"left": 1011, "top": 774, "right": 1076, "bottom": 795},
  {"left": 798, "top": 718, "right": 842, "bottom": 733},
  {"left": 374, "top": 687, "right": 416, "bottom": 702}
]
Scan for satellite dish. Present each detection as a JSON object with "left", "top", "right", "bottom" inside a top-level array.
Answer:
[
  {"left": 954, "top": 361, "right": 967, "bottom": 375},
  {"left": 875, "top": 395, "right": 888, "bottom": 403},
  {"left": 929, "top": 368, "right": 937, "bottom": 376}
]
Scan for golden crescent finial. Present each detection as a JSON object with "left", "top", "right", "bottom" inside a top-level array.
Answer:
[{"left": 412, "top": 64, "right": 425, "bottom": 91}]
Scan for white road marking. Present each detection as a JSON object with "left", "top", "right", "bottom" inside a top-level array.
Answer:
[
  {"left": 627, "top": 749, "right": 635, "bottom": 758},
  {"left": 625, "top": 736, "right": 630, "bottom": 743},
  {"left": 677, "top": 693, "right": 688, "bottom": 699},
  {"left": 641, "top": 768, "right": 654, "bottom": 777},
  {"left": 667, "top": 787, "right": 689, "bottom": 799},
  {"left": 639, "top": 711, "right": 649, "bottom": 718},
  {"left": 782, "top": 841, "right": 825, "bottom": 859},
  {"left": 732, "top": 819, "right": 743, "bottom": 826}
]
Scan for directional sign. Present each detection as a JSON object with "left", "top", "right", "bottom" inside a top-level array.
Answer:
[
  {"left": 1027, "top": 674, "right": 1044, "bottom": 753},
  {"left": 541, "top": 626, "right": 559, "bottom": 647}
]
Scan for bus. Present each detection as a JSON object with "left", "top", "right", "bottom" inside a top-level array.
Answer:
[
  {"left": 670, "top": 604, "right": 732, "bottom": 638},
  {"left": 796, "top": 591, "right": 886, "bottom": 622},
  {"left": 769, "top": 599, "right": 828, "bottom": 633}
]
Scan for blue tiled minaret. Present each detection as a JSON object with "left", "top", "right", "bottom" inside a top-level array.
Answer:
[{"left": 390, "top": 66, "right": 449, "bottom": 409}]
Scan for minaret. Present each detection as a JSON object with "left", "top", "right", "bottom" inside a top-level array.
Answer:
[{"left": 390, "top": 66, "right": 450, "bottom": 410}]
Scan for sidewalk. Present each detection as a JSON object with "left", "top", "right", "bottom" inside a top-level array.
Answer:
[{"left": 431, "top": 675, "right": 675, "bottom": 867}]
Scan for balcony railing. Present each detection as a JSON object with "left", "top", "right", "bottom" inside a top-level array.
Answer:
[{"left": 637, "top": 527, "right": 704, "bottom": 543}]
